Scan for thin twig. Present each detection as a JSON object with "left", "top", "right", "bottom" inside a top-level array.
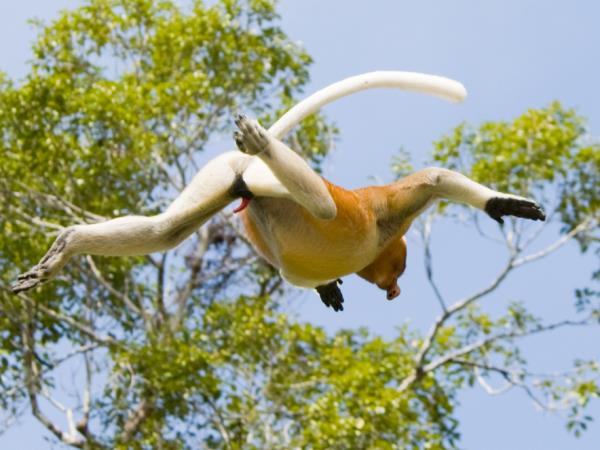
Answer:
[
  {"left": 155, "top": 252, "right": 169, "bottom": 326},
  {"left": 173, "top": 227, "right": 210, "bottom": 327},
  {"left": 85, "top": 256, "right": 145, "bottom": 319},
  {"left": 14, "top": 183, "right": 105, "bottom": 223},
  {"left": 21, "top": 308, "right": 85, "bottom": 448},
  {"left": 76, "top": 350, "right": 93, "bottom": 438},
  {"left": 423, "top": 317, "right": 593, "bottom": 375},
  {"left": 120, "top": 398, "right": 153, "bottom": 443},
  {"left": 451, "top": 358, "right": 558, "bottom": 411},
  {"left": 513, "top": 218, "right": 594, "bottom": 267},
  {"left": 400, "top": 216, "right": 596, "bottom": 393},
  {"left": 420, "top": 213, "right": 447, "bottom": 312},
  {"left": 12, "top": 290, "right": 117, "bottom": 346}
]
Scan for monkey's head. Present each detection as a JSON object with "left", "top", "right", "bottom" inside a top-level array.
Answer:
[{"left": 374, "top": 240, "right": 407, "bottom": 301}]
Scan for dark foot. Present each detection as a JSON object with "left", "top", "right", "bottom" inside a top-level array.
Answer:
[
  {"left": 316, "top": 279, "right": 344, "bottom": 312},
  {"left": 485, "top": 196, "right": 546, "bottom": 225}
]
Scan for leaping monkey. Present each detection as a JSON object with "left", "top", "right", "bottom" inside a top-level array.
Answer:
[{"left": 11, "top": 72, "right": 545, "bottom": 310}]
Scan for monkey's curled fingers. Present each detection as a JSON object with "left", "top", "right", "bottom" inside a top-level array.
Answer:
[
  {"left": 233, "top": 114, "right": 270, "bottom": 156},
  {"left": 485, "top": 196, "right": 546, "bottom": 225}
]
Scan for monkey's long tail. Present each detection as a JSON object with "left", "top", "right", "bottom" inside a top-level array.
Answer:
[{"left": 268, "top": 71, "right": 467, "bottom": 139}]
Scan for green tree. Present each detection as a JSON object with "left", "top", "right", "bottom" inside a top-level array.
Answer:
[{"left": 0, "top": 1, "right": 598, "bottom": 449}]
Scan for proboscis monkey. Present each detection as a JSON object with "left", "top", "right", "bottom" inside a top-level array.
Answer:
[{"left": 11, "top": 72, "right": 545, "bottom": 311}]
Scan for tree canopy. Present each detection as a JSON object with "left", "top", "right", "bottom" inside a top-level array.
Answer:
[{"left": 0, "top": 1, "right": 598, "bottom": 449}]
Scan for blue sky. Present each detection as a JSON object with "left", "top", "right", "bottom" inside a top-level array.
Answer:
[{"left": 1, "top": 1, "right": 599, "bottom": 449}]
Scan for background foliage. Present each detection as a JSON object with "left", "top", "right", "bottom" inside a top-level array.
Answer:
[{"left": 0, "top": 0, "right": 598, "bottom": 448}]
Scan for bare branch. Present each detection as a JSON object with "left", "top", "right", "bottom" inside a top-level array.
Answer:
[
  {"left": 120, "top": 398, "right": 153, "bottom": 443},
  {"left": 13, "top": 184, "right": 105, "bottom": 223},
  {"left": 173, "top": 226, "right": 210, "bottom": 327},
  {"left": 21, "top": 308, "right": 85, "bottom": 448},
  {"left": 407, "top": 216, "right": 596, "bottom": 393},
  {"left": 76, "top": 351, "right": 93, "bottom": 438},
  {"left": 513, "top": 218, "right": 595, "bottom": 267},
  {"left": 423, "top": 317, "right": 593, "bottom": 375},
  {"left": 471, "top": 210, "right": 506, "bottom": 245},
  {"left": 205, "top": 396, "right": 233, "bottom": 450},
  {"left": 475, "top": 371, "right": 514, "bottom": 396},
  {"left": 399, "top": 312, "right": 594, "bottom": 393},
  {"left": 152, "top": 143, "right": 185, "bottom": 191},
  {"left": 420, "top": 213, "right": 447, "bottom": 312},
  {"left": 85, "top": 256, "right": 147, "bottom": 321},
  {"left": 12, "top": 206, "right": 64, "bottom": 231},
  {"left": 450, "top": 359, "right": 555, "bottom": 410},
  {"left": 11, "top": 289, "right": 117, "bottom": 346},
  {"left": 155, "top": 252, "right": 169, "bottom": 326},
  {"left": 519, "top": 207, "right": 559, "bottom": 251},
  {"left": 411, "top": 256, "right": 515, "bottom": 380},
  {"left": 39, "top": 387, "right": 80, "bottom": 438},
  {"left": 152, "top": 137, "right": 186, "bottom": 191}
]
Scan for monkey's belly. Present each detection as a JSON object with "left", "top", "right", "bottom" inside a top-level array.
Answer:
[{"left": 242, "top": 199, "right": 379, "bottom": 284}]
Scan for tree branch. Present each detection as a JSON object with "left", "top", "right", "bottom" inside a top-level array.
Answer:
[
  {"left": 408, "top": 216, "right": 595, "bottom": 393},
  {"left": 513, "top": 218, "right": 595, "bottom": 267},
  {"left": 159, "top": 252, "right": 169, "bottom": 320},
  {"left": 173, "top": 227, "right": 210, "bottom": 328},
  {"left": 20, "top": 307, "right": 85, "bottom": 448},
  {"left": 13, "top": 184, "right": 105, "bottom": 223},
  {"left": 410, "top": 256, "right": 515, "bottom": 383},
  {"left": 119, "top": 397, "right": 153, "bottom": 443},
  {"left": 205, "top": 396, "right": 233, "bottom": 450},
  {"left": 423, "top": 317, "right": 592, "bottom": 376},
  {"left": 12, "top": 206, "right": 65, "bottom": 231},
  {"left": 420, "top": 213, "right": 447, "bottom": 312},
  {"left": 450, "top": 358, "right": 555, "bottom": 410},
  {"left": 11, "top": 289, "right": 117, "bottom": 346},
  {"left": 74, "top": 350, "right": 95, "bottom": 441},
  {"left": 85, "top": 256, "right": 149, "bottom": 325},
  {"left": 399, "top": 316, "right": 594, "bottom": 392}
]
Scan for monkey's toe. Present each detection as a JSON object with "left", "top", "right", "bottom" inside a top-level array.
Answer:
[
  {"left": 233, "top": 130, "right": 247, "bottom": 153},
  {"left": 11, "top": 275, "right": 45, "bottom": 294},
  {"left": 233, "top": 114, "right": 269, "bottom": 155},
  {"left": 11, "top": 266, "right": 50, "bottom": 294},
  {"left": 485, "top": 196, "right": 546, "bottom": 225},
  {"left": 316, "top": 280, "right": 345, "bottom": 312}
]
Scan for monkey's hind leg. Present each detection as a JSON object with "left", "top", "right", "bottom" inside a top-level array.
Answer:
[
  {"left": 11, "top": 228, "right": 76, "bottom": 294},
  {"left": 233, "top": 114, "right": 338, "bottom": 220},
  {"left": 11, "top": 152, "right": 249, "bottom": 294}
]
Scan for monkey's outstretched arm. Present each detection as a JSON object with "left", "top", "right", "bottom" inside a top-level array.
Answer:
[{"left": 387, "top": 167, "right": 546, "bottom": 226}]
